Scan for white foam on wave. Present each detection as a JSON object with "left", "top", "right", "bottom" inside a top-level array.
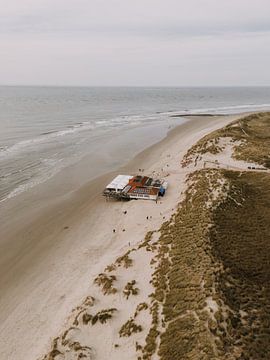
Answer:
[
  {"left": 0, "top": 122, "right": 96, "bottom": 158},
  {"left": 4, "top": 102, "right": 267, "bottom": 158},
  {"left": 106, "top": 113, "right": 166, "bottom": 128},
  {"left": 0, "top": 113, "right": 160, "bottom": 158},
  {"left": 0, "top": 157, "right": 65, "bottom": 203}
]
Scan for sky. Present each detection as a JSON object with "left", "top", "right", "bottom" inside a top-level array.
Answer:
[{"left": 0, "top": 0, "right": 270, "bottom": 86}]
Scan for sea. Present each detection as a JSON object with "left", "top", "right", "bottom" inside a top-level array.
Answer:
[{"left": 1, "top": 86, "right": 270, "bottom": 204}]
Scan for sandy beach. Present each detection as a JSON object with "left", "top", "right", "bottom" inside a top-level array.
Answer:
[{"left": 0, "top": 113, "right": 251, "bottom": 360}]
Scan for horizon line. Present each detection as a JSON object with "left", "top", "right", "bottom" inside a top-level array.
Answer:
[{"left": 1, "top": 84, "right": 270, "bottom": 88}]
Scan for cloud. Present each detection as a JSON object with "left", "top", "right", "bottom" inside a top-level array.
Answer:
[
  {"left": 0, "top": 0, "right": 269, "bottom": 85},
  {"left": 1, "top": 0, "right": 270, "bottom": 36}
]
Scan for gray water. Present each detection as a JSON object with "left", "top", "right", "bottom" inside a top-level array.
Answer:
[{"left": 1, "top": 86, "right": 270, "bottom": 203}]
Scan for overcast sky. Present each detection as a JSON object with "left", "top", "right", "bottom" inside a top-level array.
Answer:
[{"left": 0, "top": 0, "right": 270, "bottom": 86}]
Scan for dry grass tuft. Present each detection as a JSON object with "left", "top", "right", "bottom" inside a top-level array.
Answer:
[
  {"left": 90, "top": 308, "right": 117, "bottom": 325},
  {"left": 116, "top": 252, "right": 133, "bottom": 268},
  {"left": 141, "top": 301, "right": 160, "bottom": 359},
  {"left": 119, "top": 319, "right": 143, "bottom": 337},
  {"left": 123, "top": 280, "right": 139, "bottom": 299},
  {"left": 138, "top": 231, "right": 155, "bottom": 249},
  {"left": 41, "top": 334, "right": 92, "bottom": 360},
  {"left": 94, "top": 273, "right": 117, "bottom": 295},
  {"left": 105, "top": 263, "right": 117, "bottom": 272},
  {"left": 134, "top": 302, "right": 149, "bottom": 317}
]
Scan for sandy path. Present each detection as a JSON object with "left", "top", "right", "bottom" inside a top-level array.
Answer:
[{"left": 0, "top": 114, "right": 243, "bottom": 360}]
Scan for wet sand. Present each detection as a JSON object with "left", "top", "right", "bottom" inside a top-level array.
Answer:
[{"left": 0, "top": 113, "right": 243, "bottom": 360}]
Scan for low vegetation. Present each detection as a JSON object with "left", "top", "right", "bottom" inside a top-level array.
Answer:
[
  {"left": 150, "top": 165, "right": 270, "bottom": 359},
  {"left": 182, "top": 112, "right": 270, "bottom": 168},
  {"left": 140, "top": 301, "right": 160, "bottom": 360},
  {"left": 134, "top": 302, "right": 149, "bottom": 317},
  {"left": 157, "top": 170, "right": 223, "bottom": 360},
  {"left": 105, "top": 263, "right": 117, "bottom": 272},
  {"left": 123, "top": 280, "right": 139, "bottom": 299},
  {"left": 209, "top": 170, "right": 270, "bottom": 358},
  {"left": 94, "top": 273, "right": 117, "bottom": 295},
  {"left": 82, "top": 308, "right": 117, "bottom": 325},
  {"left": 72, "top": 296, "right": 95, "bottom": 326},
  {"left": 41, "top": 331, "right": 92, "bottom": 360},
  {"left": 115, "top": 252, "right": 133, "bottom": 268},
  {"left": 119, "top": 319, "right": 143, "bottom": 337},
  {"left": 138, "top": 231, "right": 155, "bottom": 249}
]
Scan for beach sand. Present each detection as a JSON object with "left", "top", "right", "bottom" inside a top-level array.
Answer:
[{"left": 0, "top": 113, "right": 246, "bottom": 360}]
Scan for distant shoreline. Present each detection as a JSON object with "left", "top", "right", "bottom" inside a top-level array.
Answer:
[{"left": 171, "top": 113, "right": 226, "bottom": 117}]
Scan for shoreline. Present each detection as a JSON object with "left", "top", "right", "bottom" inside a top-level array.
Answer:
[
  {"left": 0, "top": 116, "right": 185, "bottom": 205},
  {"left": 0, "top": 113, "right": 249, "bottom": 360}
]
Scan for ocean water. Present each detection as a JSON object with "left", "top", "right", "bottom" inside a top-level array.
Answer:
[{"left": 1, "top": 86, "right": 270, "bottom": 203}]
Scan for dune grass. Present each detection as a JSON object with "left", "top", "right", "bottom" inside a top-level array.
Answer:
[
  {"left": 157, "top": 170, "right": 223, "bottom": 360},
  {"left": 209, "top": 170, "right": 270, "bottom": 359},
  {"left": 139, "top": 301, "right": 160, "bottom": 360},
  {"left": 116, "top": 252, "right": 133, "bottom": 268},
  {"left": 82, "top": 308, "right": 117, "bottom": 325},
  {"left": 94, "top": 273, "right": 117, "bottom": 295},
  {"left": 123, "top": 280, "right": 139, "bottom": 299},
  {"left": 119, "top": 319, "right": 143, "bottom": 337},
  {"left": 182, "top": 112, "right": 270, "bottom": 168},
  {"left": 151, "top": 166, "right": 270, "bottom": 359}
]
